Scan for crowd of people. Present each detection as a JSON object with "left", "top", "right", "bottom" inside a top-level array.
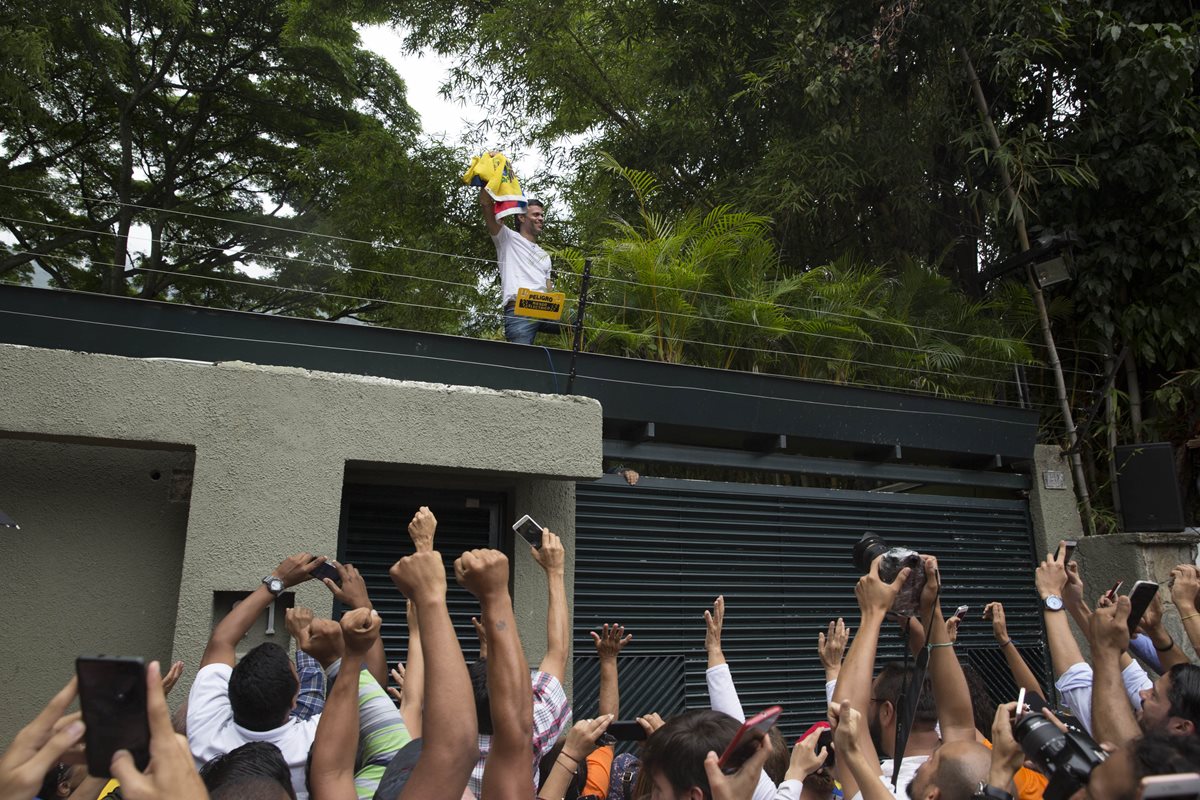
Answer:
[{"left": 3, "top": 508, "right": 1199, "bottom": 800}]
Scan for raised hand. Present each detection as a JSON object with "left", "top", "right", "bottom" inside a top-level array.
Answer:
[
  {"left": 591, "top": 623, "right": 632, "bottom": 660},
  {"left": 1088, "top": 594, "right": 1132, "bottom": 655},
  {"left": 160, "top": 661, "right": 185, "bottom": 697},
  {"left": 705, "top": 595, "right": 726, "bottom": 653},
  {"left": 110, "top": 661, "right": 208, "bottom": 800},
  {"left": 636, "top": 712, "right": 666, "bottom": 737},
  {"left": 1170, "top": 564, "right": 1200, "bottom": 612},
  {"left": 0, "top": 677, "right": 85, "bottom": 800},
  {"left": 1064, "top": 559, "right": 1086, "bottom": 609},
  {"left": 454, "top": 549, "right": 511, "bottom": 601},
  {"left": 472, "top": 615, "right": 489, "bottom": 660},
  {"left": 389, "top": 551, "right": 448, "bottom": 606},
  {"left": 273, "top": 552, "right": 327, "bottom": 588},
  {"left": 982, "top": 602, "right": 1009, "bottom": 643},
  {"left": 988, "top": 702, "right": 1025, "bottom": 789},
  {"left": 1035, "top": 543, "right": 1068, "bottom": 600},
  {"left": 340, "top": 607, "right": 381, "bottom": 657},
  {"left": 786, "top": 726, "right": 829, "bottom": 781},
  {"left": 408, "top": 506, "right": 437, "bottom": 553},
  {"left": 562, "top": 714, "right": 614, "bottom": 761},
  {"left": 918, "top": 554, "right": 941, "bottom": 619},
  {"left": 322, "top": 561, "right": 373, "bottom": 610},
  {"left": 531, "top": 529, "right": 565, "bottom": 573},
  {"left": 818, "top": 618, "right": 850, "bottom": 677},
  {"left": 855, "top": 555, "right": 911, "bottom": 616},
  {"left": 387, "top": 662, "right": 406, "bottom": 704},
  {"left": 703, "top": 735, "right": 773, "bottom": 800}
]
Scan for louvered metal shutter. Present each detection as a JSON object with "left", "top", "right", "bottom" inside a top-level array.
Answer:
[
  {"left": 571, "top": 476, "right": 1048, "bottom": 740},
  {"left": 338, "top": 484, "right": 504, "bottom": 666}
]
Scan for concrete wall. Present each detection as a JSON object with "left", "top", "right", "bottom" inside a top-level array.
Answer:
[
  {"left": 0, "top": 440, "right": 191, "bottom": 742},
  {"left": 0, "top": 344, "right": 602, "bottom": 743}
]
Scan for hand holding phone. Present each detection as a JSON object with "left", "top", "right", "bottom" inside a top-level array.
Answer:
[
  {"left": 1125, "top": 581, "right": 1160, "bottom": 636},
  {"left": 718, "top": 706, "right": 782, "bottom": 773},
  {"left": 1103, "top": 580, "right": 1124, "bottom": 603},
  {"left": 1061, "top": 539, "right": 1078, "bottom": 564},
  {"left": 77, "top": 656, "right": 150, "bottom": 777},
  {"left": 952, "top": 605, "right": 969, "bottom": 621},
  {"left": 606, "top": 720, "right": 649, "bottom": 741},
  {"left": 311, "top": 561, "right": 340, "bottom": 584}
]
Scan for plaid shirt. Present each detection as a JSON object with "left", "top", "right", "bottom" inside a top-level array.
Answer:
[
  {"left": 468, "top": 670, "right": 570, "bottom": 798},
  {"left": 291, "top": 650, "right": 327, "bottom": 720}
]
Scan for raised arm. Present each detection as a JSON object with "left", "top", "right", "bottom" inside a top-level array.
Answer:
[
  {"left": 591, "top": 623, "right": 632, "bottom": 718},
  {"left": 831, "top": 556, "right": 911, "bottom": 800},
  {"left": 983, "top": 602, "right": 1045, "bottom": 700},
  {"left": 1063, "top": 558, "right": 1092, "bottom": 634},
  {"left": 396, "top": 600, "right": 424, "bottom": 739},
  {"left": 818, "top": 617, "right": 849, "bottom": 687},
  {"left": 456, "top": 549, "right": 534, "bottom": 798},
  {"left": 919, "top": 555, "right": 976, "bottom": 743},
  {"left": 309, "top": 607, "right": 382, "bottom": 800},
  {"left": 536, "top": 716, "right": 614, "bottom": 800},
  {"left": 322, "top": 561, "right": 388, "bottom": 686},
  {"left": 479, "top": 186, "right": 502, "bottom": 237},
  {"left": 390, "top": 548, "right": 478, "bottom": 799},
  {"left": 1170, "top": 564, "right": 1200, "bottom": 653},
  {"left": 533, "top": 529, "right": 570, "bottom": 682},
  {"left": 1137, "top": 592, "right": 1190, "bottom": 671},
  {"left": 829, "top": 700, "right": 893, "bottom": 800},
  {"left": 1035, "top": 543, "right": 1086, "bottom": 679},
  {"left": 201, "top": 553, "right": 324, "bottom": 668},
  {"left": 704, "top": 595, "right": 747, "bottom": 722},
  {"left": 1087, "top": 595, "right": 1143, "bottom": 747}
]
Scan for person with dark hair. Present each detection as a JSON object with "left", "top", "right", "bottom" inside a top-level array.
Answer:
[
  {"left": 188, "top": 552, "right": 328, "bottom": 800},
  {"left": 200, "top": 742, "right": 296, "bottom": 800},
  {"left": 479, "top": 184, "right": 557, "bottom": 344},
  {"left": 1138, "top": 663, "right": 1200, "bottom": 736},
  {"left": 639, "top": 709, "right": 744, "bottom": 800}
]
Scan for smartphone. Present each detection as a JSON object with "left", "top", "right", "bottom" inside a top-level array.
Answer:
[
  {"left": 952, "top": 605, "right": 969, "bottom": 621},
  {"left": 798, "top": 721, "right": 835, "bottom": 767},
  {"left": 1126, "top": 581, "right": 1160, "bottom": 636},
  {"left": 77, "top": 656, "right": 150, "bottom": 777},
  {"left": 512, "top": 514, "right": 543, "bottom": 548},
  {"left": 1016, "top": 688, "right": 1026, "bottom": 719},
  {"left": 1104, "top": 580, "right": 1124, "bottom": 602},
  {"left": 1062, "top": 539, "right": 1078, "bottom": 563},
  {"left": 606, "top": 720, "right": 648, "bottom": 741},
  {"left": 1140, "top": 773, "right": 1200, "bottom": 800},
  {"left": 718, "top": 705, "right": 782, "bottom": 773},
  {"left": 311, "top": 561, "right": 339, "bottom": 584}
]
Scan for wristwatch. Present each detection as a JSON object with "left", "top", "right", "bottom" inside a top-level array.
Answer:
[
  {"left": 1043, "top": 594, "right": 1064, "bottom": 612},
  {"left": 262, "top": 575, "right": 285, "bottom": 596},
  {"left": 973, "top": 783, "right": 1013, "bottom": 800}
]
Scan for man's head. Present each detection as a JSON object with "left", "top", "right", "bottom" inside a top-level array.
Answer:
[
  {"left": 906, "top": 741, "right": 992, "bottom": 800},
  {"left": 228, "top": 642, "right": 299, "bottom": 731},
  {"left": 870, "top": 662, "right": 937, "bottom": 758},
  {"left": 1137, "top": 663, "right": 1199, "bottom": 736},
  {"left": 517, "top": 199, "right": 545, "bottom": 240},
  {"left": 1080, "top": 731, "right": 1200, "bottom": 800},
  {"left": 200, "top": 741, "right": 296, "bottom": 800},
  {"left": 640, "top": 709, "right": 742, "bottom": 800}
]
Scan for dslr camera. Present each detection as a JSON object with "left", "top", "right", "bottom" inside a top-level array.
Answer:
[
  {"left": 1015, "top": 709, "right": 1107, "bottom": 800},
  {"left": 851, "top": 532, "right": 926, "bottom": 617}
]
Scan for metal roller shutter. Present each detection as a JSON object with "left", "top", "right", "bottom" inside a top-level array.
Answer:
[
  {"left": 337, "top": 484, "right": 504, "bottom": 667},
  {"left": 570, "top": 476, "right": 1048, "bottom": 740}
]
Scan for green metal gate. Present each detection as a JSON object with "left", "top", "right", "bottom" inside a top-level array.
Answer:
[{"left": 570, "top": 476, "right": 1047, "bottom": 740}]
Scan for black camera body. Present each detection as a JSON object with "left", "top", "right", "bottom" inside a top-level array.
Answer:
[
  {"left": 851, "top": 532, "right": 927, "bottom": 617},
  {"left": 1014, "top": 710, "right": 1107, "bottom": 800}
]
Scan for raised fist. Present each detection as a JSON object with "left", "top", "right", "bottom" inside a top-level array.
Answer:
[
  {"left": 454, "top": 549, "right": 510, "bottom": 600},
  {"left": 408, "top": 506, "right": 437, "bottom": 553},
  {"left": 340, "top": 607, "right": 381, "bottom": 656},
  {"left": 389, "top": 551, "right": 447, "bottom": 605}
]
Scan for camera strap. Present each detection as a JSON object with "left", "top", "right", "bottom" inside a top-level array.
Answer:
[{"left": 891, "top": 586, "right": 939, "bottom": 790}]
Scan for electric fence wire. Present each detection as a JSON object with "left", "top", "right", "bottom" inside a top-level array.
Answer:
[
  {"left": 0, "top": 183, "right": 1108, "bottom": 363},
  {"left": 0, "top": 210, "right": 1103, "bottom": 392},
  {"left": 7, "top": 235, "right": 1072, "bottom": 400},
  {"left": 0, "top": 298, "right": 1045, "bottom": 429}
]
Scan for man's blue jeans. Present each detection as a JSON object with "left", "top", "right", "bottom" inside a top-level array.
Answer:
[{"left": 503, "top": 302, "right": 563, "bottom": 344}]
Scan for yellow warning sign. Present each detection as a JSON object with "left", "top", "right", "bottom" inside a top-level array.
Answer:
[{"left": 514, "top": 288, "right": 566, "bottom": 320}]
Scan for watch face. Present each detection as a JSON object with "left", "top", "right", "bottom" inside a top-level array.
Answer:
[{"left": 1045, "top": 595, "right": 1063, "bottom": 610}]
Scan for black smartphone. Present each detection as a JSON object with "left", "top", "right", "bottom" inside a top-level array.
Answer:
[
  {"left": 512, "top": 514, "right": 543, "bottom": 548},
  {"left": 1062, "top": 539, "right": 1078, "bottom": 564},
  {"left": 311, "top": 561, "right": 339, "bottom": 584},
  {"left": 607, "top": 720, "right": 648, "bottom": 741},
  {"left": 817, "top": 728, "right": 835, "bottom": 767},
  {"left": 1126, "top": 580, "right": 1160, "bottom": 636},
  {"left": 76, "top": 656, "right": 150, "bottom": 777}
]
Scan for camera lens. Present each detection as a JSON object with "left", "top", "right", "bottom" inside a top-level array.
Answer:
[
  {"left": 852, "top": 533, "right": 889, "bottom": 573},
  {"left": 1014, "top": 713, "right": 1067, "bottom": 769}
]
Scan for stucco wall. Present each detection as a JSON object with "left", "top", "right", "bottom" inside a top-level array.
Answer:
[
  {"left": 0, "top": 344, "right": 602, "bottom": 735},
  {"left": 0, "top": 440, "right": 191, "bottom": 744}
]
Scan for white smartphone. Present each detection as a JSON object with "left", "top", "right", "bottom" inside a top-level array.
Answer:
[
  {"left": 952, "top": 605, "right": 969, "bottom": 621},
  {"left": 512, "top": 514, "right": 543, "bottom": 548},
  {"left": 1016, "top": 687, "right": 1027, "bottom": 719},
  {"left": 1140, "top": 773, "right": 1200, "bottom": 800}
]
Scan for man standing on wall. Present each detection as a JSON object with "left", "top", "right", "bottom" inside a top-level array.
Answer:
[{"left": 479, "top": 187, "right": 558, "bottom": 344}]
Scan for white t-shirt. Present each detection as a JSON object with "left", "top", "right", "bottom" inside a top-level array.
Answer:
[
  {"left": 187, "top": 663, "right": 320, "bottom": 800},
  {"left": 491, "top": 225, "right": 551, "bottom": 304}
]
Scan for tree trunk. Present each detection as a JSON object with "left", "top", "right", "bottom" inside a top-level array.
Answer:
[
  {"left": 1124, "top": 350, "right": 1143, "bottom": 444},
  {"left": 1105, "top": 351, "right": 1122, "bottom": 526},
  {"left": 960, "top": 46, "right": 1095, "bottom": 533}
]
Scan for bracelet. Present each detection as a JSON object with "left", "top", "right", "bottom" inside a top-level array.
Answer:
[
  {"left": 1154, "top": 635, "right": 1175, "bottom": 652},
  {"left": 557, "top": 752, "right": 580, "bottom": 765},
  {"left": 998, "top": 639, "right": 1013, "bottom": 649},
  {"left": 553, "top": 759, "right": 579, "bottom": 776},
  {"left": 928, "top": 641, "right": 955, "bottom": 649},
  {"left": 1182, "top": 613, "right": 1200, "bottom": 621}
]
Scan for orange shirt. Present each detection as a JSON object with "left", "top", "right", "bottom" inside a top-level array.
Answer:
[
  {"left": 584, "top": 745, "right": 615, "bottom": 798},
  {"left": 981, "top": 737, "right": 1048, "bottom": 800}
]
